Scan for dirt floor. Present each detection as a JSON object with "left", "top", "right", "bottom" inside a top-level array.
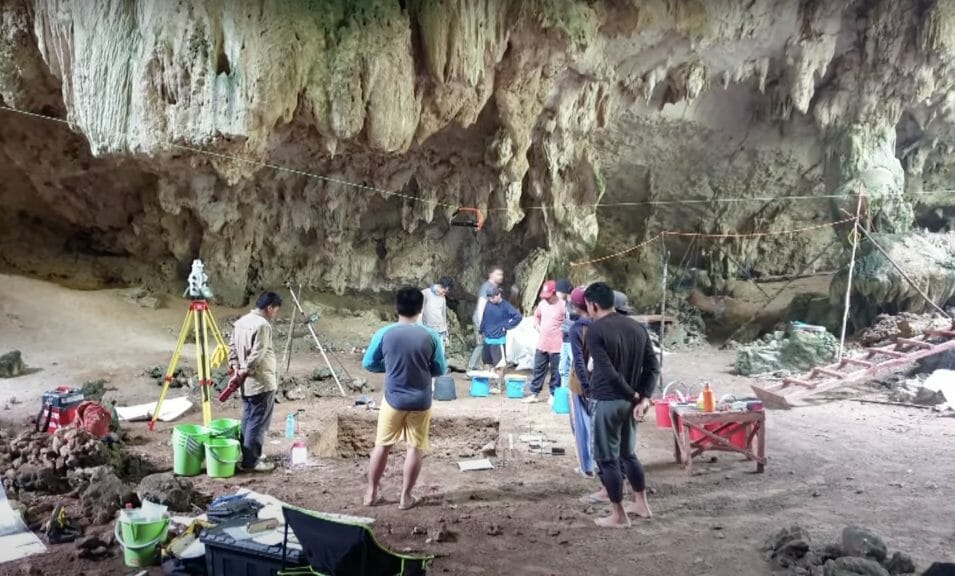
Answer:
[{"left": 0, "top": 274, "right": 954, "bottom": 575}]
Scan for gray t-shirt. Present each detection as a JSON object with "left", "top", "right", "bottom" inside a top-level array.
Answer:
[
  {"left": 420, "top": 287, "right": 448, "bottom": 334},
  {"left": 472, "top": 280, "right": 496, "bottom": 326}
]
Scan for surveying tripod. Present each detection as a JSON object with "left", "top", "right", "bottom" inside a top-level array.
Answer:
[{"left": 149, "top": 261, "right": 229, "bottom": 430}]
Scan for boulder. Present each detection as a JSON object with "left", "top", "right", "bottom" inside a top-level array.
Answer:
[
  {"left": 78, "top": 466, "right": 135, "bottom": 525},
  {"left": 137, "top": 473, "right": 196, "bottom": 512},
  {"left": 842, "top": 526, "right": 888, "bottom": 562},
  {"left": 765, "top": 526, "right": 813, "bottom": 568},
  {"left": 884, "top": 552, "right": 916, "bottom": 575},
  {"left": 0, "top": 351, "right": 26, "bottom": 378},
  {"left": 824, "top": 557, "right": 890, "bottom": 576}
]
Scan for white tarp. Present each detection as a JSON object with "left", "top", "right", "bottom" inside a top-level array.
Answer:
[
  {"left": 505, "top": 317, "right": 538, "bottom": 370},
  {"left": 923, "top": 369, "right": 955, "bottom": 404},
  {"left": 0, "top": 484, "right": 46, "bottom": 565},
  {"left": 116, "top": 396, "right": 193, "bottom": 422}
]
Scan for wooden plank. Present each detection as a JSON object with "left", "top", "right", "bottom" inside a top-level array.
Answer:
[
  {"left": 925, "top": 329, "right": 955, "bottom": 338},
  {"left": 865, "top": 347, "right": 907, "bottom": 358},
  {"left": 840, "top": 357, "right": 874, "bottom": 368},
  {"left": 782, "top": 377, "right": 815, "bottom": 388},
  {"left": 812, "top": 367, "right": 846, "bottom": 379},
  {"left": 895, "top": 338, "right": 933, "bottom": 350}
]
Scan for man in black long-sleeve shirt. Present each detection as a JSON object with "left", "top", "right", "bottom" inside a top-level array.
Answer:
[{"left": 584, "top": 282, "right": 659, "bottom": 528}]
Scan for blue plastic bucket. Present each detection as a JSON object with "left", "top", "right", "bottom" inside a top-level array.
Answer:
[
  {"left": 552, "top": 386, "right": 570, "bottom": 414},
  {"left": 505, "top": 376, "right": 526, "bottom": 399},
  {"left": 470, "top": 377, "right": 490, "bottom": 397}
]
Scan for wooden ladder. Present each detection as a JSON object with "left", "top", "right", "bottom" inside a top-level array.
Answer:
[{"left": 751, "top": 328, "right": 955, "bottom": 408}]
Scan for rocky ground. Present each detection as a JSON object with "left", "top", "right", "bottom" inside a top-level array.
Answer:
[{"left": 0, "top": 275, "right": 954, "bottom": 576}]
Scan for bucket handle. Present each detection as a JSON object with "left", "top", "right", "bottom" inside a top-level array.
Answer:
[
  {"left": 661, "top": 381, "right": 687, "bottom": 402},
  {"left": 207, "top": 447, "right": 241, "bottom": 465},
  {"left": 114, "top": 522, "right": 167, "bottom": 550}
]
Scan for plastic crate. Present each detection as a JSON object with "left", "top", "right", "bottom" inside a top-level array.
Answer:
[{"left": 200, "top": 524, "right": 307, "bottom": 576}]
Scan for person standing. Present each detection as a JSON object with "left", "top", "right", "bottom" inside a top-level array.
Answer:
[
  {"left": 363, "top": 287, "right": 448, "bottom": 510},
  {"left": 468, "top": 267, "right": 504, "bottom": 372},
  {"left": 556, "top": 278, "right": 574, "bottom": 390},
  {"left": 228, "top": 291, "right": 282, "bottom": 473},
  {"left": 479, "top": 287, "right": 524, "bottom": 388},
  {"left": 568, "top": 286, "right": 596, "bottom": 477},
  {"left": 420, "top": 276, "right": 454, "bottom": 348},
  {"left": 523, "top": 280, "right": 565, "bottom": 404},
  {"left": 584, "top": 282, "right": 658, "bottom": 528}
]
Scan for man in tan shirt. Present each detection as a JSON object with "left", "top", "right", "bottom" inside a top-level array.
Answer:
[{"left": 228, "top": 291, "right": 282, "bottom": 473}]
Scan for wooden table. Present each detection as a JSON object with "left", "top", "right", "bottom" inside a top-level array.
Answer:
[{"left": 670, "top": 405, "right": 766, "bottom": 473}]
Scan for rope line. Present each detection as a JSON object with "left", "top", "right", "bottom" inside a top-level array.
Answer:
[
  {"left": 1, "top": 104, "right": 950, "bottom": 214},
  {"left": 569, "top": 217, "right": 856, "bottom": 267},
  {"left": 570, "top": 234, "right": 662, "bottom": 267}
]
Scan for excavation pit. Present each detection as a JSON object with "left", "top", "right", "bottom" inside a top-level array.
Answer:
[{"left": 311, "top": 412, "right": 500, "bottom": 459}]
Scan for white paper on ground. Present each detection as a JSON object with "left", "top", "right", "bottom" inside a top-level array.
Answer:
[
  {"left": 458, "top": 458, "right": 495, "bottom": 472},
  {"left": 116, "top": 396, "right": 193, "bottom": 422},
  {"left": 0, "top": 484, "right": 46, "bottom": 565},
  {"left": 924, "top": 369, "right": 955, "bottom": 403}
]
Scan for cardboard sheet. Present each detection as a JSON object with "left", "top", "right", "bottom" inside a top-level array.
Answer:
[{"left": 0, "top": 484, "right": 46, "bottom": 565}]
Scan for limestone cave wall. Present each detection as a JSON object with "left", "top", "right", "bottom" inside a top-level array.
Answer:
[{"left": 2, "top": 0, "right": 955, "bottom": 311}]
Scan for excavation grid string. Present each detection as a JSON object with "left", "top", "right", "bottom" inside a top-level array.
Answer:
[
  {"left": 569, "top": 217, "right": 857, "bottom": 267},
  {"left": 1, "top": 103, "right": 935, "bottom": 213}
]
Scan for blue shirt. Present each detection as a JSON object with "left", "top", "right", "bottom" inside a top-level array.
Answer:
[
  {"left": 362, "top": 322, "right": 448, "bottom": 411},
  {"left": 479, "top": 300, "right": 523, "bottom": 343}
]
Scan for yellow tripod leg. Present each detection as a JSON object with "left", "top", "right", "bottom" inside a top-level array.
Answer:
[
  {"left": 199, "top": 308, "right": 213, "bottom": 426},
  {"left": 150, "top": 308, "right": 193, "bottom": 431}
]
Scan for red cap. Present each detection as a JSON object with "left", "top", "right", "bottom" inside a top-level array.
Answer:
[
  {"left": 539, "top": 280, "right": 556, "bottom": 299},
  {"left": 570, "top": 287, "right": 587, "bottom": 308}
]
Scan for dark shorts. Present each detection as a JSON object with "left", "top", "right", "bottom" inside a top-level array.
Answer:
[
  {"left": 590, "top": 398, "right": 637, "bottom": 462},
  {"left": 482, "top": 343, "right": 506, "bottom": 367}
]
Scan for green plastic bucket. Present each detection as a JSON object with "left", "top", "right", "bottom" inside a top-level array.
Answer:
[
  {"left": 205, "top": 438, "right": 241, "bottom": 478},
  {"left": 208, "top": 418, "right": 241, "bottom": 440},
  {"left": 115, "top": 515, "right": 169, "bottom": 567},
  {"left": 171, "top": 424, "right": 209, "bottom": 477}
]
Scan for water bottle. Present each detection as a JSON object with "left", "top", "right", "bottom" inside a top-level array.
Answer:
[{"left": 285, "top": 413, "right": 295, "bottom": 439}]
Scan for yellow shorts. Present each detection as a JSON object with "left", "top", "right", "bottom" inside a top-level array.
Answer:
[{"left": 375, "top": 398, "right": 432, "bottom": 451}]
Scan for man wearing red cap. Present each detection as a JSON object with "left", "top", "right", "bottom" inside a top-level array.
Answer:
[{"left": 523, "top": 280, "right": 565, "bottom": 403}]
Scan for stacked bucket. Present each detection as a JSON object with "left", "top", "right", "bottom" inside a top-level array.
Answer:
[{"left": 171, "top": 418, "right": 241, "bottom": 478}]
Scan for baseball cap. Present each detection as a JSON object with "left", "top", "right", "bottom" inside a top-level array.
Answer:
[
  {"left": 487, "top": 286, "right": 501, "bottom": 298},
  {"left": 613, "top": 291, "right": 635, "bottom": 315},
  {"left": 556, "top": 278, "right": 573, "bottom": 294},
  {"left": 570, "top": 287, "right": 587, "bottom": 308},
  {"left": 540, "top": 280, "right": 556, "bottom": 299}
]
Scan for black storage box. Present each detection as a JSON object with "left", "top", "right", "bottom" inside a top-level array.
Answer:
[{"left": 200, "top": 523, "right": 307, "bottom": 576}]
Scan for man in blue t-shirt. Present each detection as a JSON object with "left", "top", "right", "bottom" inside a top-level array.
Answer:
[
  {"left": 479, "top": 287, "right": 523, "bottom": 388},
  {"left": 362, "top": 287, "right": 448, "bottom": 510}
]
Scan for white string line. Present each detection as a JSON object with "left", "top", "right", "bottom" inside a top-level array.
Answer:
[{"left": 1, "top": 103, "right": 950, "bottom": 213}]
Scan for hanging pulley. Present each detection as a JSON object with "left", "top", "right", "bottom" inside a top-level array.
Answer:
[{"left": 451, "top": 207, "right": 485, "bottom": 231}]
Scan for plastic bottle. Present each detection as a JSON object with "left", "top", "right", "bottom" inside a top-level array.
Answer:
[
  {"left": 702, "top": 383, "right": 715, "bottom": 412},
  {"left": 290, "top": 439, "right": 307, "bottom": 466},
  {"left": 285, "top": 413, "right": 296, "bottom": 439}
]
